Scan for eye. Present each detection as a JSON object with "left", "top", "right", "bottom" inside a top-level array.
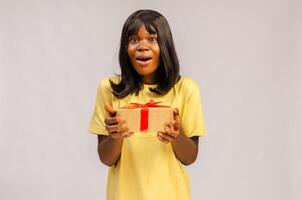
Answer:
[
  {"left": 129, "top": 37, "right": 138, "bottom": 43},
  {"left": 148, "top": 37, "right": 157, "bottom": 42}
]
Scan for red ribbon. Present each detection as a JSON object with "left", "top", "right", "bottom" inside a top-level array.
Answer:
[{"left": 121, "top": 100, "right": 169, "bottom": 131}]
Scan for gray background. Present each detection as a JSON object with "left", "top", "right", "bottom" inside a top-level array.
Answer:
[{"left": 0, "top": 0, "right": 301, "bottom": 199}]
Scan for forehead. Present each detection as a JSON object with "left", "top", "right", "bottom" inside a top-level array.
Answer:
[
  {"left": 127, "top": 19, "right": 157, "bottom": 37},
  {"left": 131, "top": 25, "right": 157, "bottom": 38}
]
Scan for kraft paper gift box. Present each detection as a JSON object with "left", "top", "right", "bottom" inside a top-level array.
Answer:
[{"left": 116, "top": 100, "right": 174, "bottom": 132}]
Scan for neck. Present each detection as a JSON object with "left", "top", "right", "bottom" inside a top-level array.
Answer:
[{"left": 142, "top": 75, "right": 157, "bottom": 85}]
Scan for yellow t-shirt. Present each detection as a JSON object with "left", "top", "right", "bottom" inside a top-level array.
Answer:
[{"left": 88, "top": 76, "right": 207, "bottom": 200}]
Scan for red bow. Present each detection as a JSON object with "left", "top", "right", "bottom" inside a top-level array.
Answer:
[
  {"left": 122, "top": 100, "right": 169, "bottom": 109},
  {"left": 122, "top": 100, "right": 169, "bottom": 132}
]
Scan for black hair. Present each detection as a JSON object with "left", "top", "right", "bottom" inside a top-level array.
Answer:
[{"left": 110, "top": 9, "right": 180, "bottom": 98}]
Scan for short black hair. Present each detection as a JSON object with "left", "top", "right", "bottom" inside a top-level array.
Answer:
[{"left": 110, "top": 9, "right": 180, "bottom": 98}]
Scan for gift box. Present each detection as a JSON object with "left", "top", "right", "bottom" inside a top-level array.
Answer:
[{"left": 116, "top": 100, "right": 174, "bottom": 132}]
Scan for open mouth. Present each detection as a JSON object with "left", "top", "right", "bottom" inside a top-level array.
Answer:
[{"left": 136, "top": 56, "right": 152, "bottom": 62}]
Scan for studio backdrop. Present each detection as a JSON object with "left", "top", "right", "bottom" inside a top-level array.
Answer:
[{"left": 0, "top": 0, "right": 301, "bottom": 200}]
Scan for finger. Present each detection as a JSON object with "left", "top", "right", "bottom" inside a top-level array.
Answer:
[
  {"left": 158, "top": 131, "right": 175, "bottom": 142},
  {"left": 164, "top": 126, "right": 178, "bottom": 138},
  {"left": 173, "top": 108, "right": 180, "bottom": 116},
  {"left": 165, "top": 123, "right": 173, "bottom": 129},
  {"left": 173, "top": 113, "right": 181, "bottom": 123},
  {"left": 164, "top": 123, "right": 175, "bottom": 133},
  {"left": 106, "top": 119, "right": 127, "bottom": 132},
  {"left": 157, "top": 133, "right": 169, "bottom": 143},
  {"left": 106, "top": 124, "right": 119, "bottom": 133},
  {"left": 173, "top": 114, "right": 181, "bottom": 122},
  {"left": 118, "top": 125, "right": 129, "bottom": 135},
  {"left": 162, "top": 132, "right": 176, "bottom": 141},
  {"left": 105, "top": 104, "right": 117, "bottom": 117},
  {"left": 117, "top": 120, "right": 128, "bottom": 132},
  {"left": 123, "top": 132, "right": 134, "bottom": 138},
  {"left": 164, "top": 122, "right": 174, "bottom": 131},
  {"left": 172, "top": 116, "right": 181, "bottom": 131},
  {"left": 106, "top": 120, "right": 124, "bottom": 133},
  {"left": 105, "top": 116, "right": 120, "bottom": 125},
  {"left": 110, "top": 127, "right": 129, "bottom": 139}
]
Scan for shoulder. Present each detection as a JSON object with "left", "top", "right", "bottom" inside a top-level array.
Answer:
[
  {"left": 98, "top": 75, "right": 121, "bottom": 91},
  {"left": 176, "top": 76, "right": 200, "bottom": 94}
]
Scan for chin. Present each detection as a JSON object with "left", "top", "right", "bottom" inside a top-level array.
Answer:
[{"left": 134, "top": 67, "right": 156, "bottom": 76}]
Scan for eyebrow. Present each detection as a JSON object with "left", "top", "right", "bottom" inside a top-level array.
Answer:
[{"left": 128, "top": 33, "right": 157, "bottom": 39}]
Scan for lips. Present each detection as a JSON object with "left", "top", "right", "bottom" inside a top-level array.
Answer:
[
  {"left": 135, "top": 55, "right": 153, "bottom": 66},
  {"left": 136, "top": 55, "right": 152, "bottom": 61}
]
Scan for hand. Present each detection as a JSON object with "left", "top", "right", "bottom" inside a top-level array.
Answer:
[
  {"left": 104, "top": 105, "right": 134, "bottom": 139},
  {"left": 157, "top": 108, "right": 182, "bottom": 143}
]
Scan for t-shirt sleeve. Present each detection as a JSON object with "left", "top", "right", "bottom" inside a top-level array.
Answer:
[
  {"left": 88, "top": 79, "right": 112, "bottom": 135},
  {"left": 181, "top": 80, "right": 207, "bottom": 137}
]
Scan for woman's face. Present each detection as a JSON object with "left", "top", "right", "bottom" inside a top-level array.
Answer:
[{"left": 127, "top": 25, "right": 160, "bottom": 84}]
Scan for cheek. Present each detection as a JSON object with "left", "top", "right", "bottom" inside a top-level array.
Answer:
[
  {"left": 154, "top": 48, "right": 160, "bottom": 62},
  {"left": 128, "top": 51, "right": 135, "bottom": 62},
  {"left": 127, "top": 47, "right": 135, "bottom": 60},
  {"left": 151, "top": 45, "right": 160, "bottom": 59}
]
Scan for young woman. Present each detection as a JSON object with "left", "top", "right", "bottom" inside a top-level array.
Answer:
[{"left": 88, "top": 9, "right": 207, "bottom": 200}]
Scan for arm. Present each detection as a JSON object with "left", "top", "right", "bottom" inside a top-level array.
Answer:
[
  {"left": 158, "top": 129, "right": 199, "bottom": 166},
  {"left": 97, "top": 135, "right": 123, "bottom": 167},
  {"left": 171, "top": 135, "right": 199, "bottom": 166},
  {"left": 157, "top": 108, "right": 200, "bottom": 165},
  {"left": 97, "top": 105, "right": 133, "bottom": 167}
]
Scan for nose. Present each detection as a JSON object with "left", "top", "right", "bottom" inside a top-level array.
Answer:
[{"left": 137, "top": 40, "right": 149, "bottom": 51}]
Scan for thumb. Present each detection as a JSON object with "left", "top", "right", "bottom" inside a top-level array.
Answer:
[
  {"left": 173, "top": 108, "right": 179, "bottom": 116},
  {"left": 105, "top": 104, "right": 117, "bottom": 117}
]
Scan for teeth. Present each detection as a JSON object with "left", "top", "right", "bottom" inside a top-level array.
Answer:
[{"left": 137, "top": 58, "right": 151, "bottom": 61}]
